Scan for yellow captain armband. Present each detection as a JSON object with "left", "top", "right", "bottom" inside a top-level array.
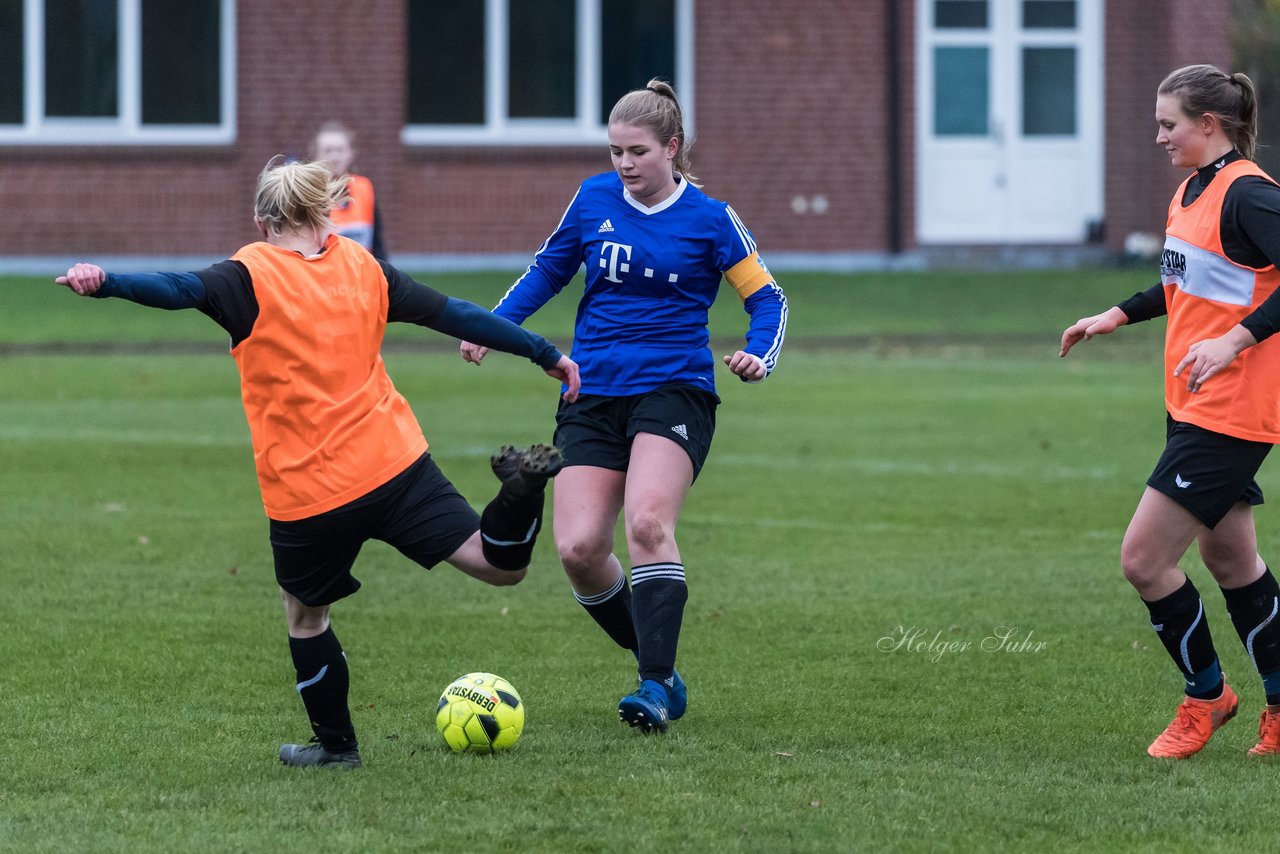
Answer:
[{"left": 724, "top": 252, "right": 775, "bottom": 301}]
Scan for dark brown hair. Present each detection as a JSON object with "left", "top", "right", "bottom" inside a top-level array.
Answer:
[{"left": 1159, "top": 65, "right": 1259, "bottom": 161}]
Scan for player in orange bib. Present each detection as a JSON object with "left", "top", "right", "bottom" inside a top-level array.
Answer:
[
  {"left": 55, "top": 157, "right": 580, "bottom": 769},
  {"left": 1062, "top": 66, "right": 1280, "bottom": 759},
  {"left": 313, "top": 121, "right": 387, "bottom": 260}
]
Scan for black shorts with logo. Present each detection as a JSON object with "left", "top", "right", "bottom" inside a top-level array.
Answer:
[
  {"left": 1147, "top": 416, "right": 1271, "bottom": 529},
  {"left": 269, "top": 453, "right": 480, "bottom": 606},
  {"left": 554, "top": 384, "right": 720, "bottom": 480}
]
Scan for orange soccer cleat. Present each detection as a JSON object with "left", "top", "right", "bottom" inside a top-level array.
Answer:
[
  {"left": 1147, "top": 683, "right": 1238, "bottom": 758},
  {"left": 1248, "top": 709, "right": 1280, "bottom": 756}
]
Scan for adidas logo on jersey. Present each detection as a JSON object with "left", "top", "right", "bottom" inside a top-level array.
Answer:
[
  {"left": 671, "top": 424, "right": 688, "bottom": 440},
  {"left": 598, "top": 219, "right": 615, "bottom": 233}
]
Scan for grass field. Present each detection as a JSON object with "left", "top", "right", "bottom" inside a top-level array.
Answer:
[{"left": 3, "top": 268, "right": 1276, "bottom": 852}]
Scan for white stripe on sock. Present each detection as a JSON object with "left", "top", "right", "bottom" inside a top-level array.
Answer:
[
  {"left": 481, "top": 517, "right": 539, "bottom": 547},
  {"left": 296, "top": 664, "right": 329, "bottom": 693},
  {"left": 574, "top": 573, "right": 626, "bottom": 606},
  {"left": 632, "top": 562, "right": 686, "bottom": 586}
]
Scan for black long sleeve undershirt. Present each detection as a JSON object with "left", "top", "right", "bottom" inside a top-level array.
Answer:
[
  {"left": 98, "top": 253, "right": 561, "bottom": 368},
  {"left": 1116, "top": 150, "right": 1280, "bottom": 341}
]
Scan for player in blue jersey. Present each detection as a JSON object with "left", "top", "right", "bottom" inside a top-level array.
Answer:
[{"left": 460, "top": 78, "right": 788, "bottom": 732}]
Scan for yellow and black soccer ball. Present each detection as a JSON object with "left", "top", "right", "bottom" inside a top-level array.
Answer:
[{"left": 435, "top": 672, "right": 524, "bottom": 754}]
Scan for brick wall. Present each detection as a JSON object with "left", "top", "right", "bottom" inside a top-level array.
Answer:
[
  {"left": 1104, "top": 0, "right": 1231, "bottom": 253},
  {"left": 0, "top": 0, "right": 1233, "bottom": 259}
]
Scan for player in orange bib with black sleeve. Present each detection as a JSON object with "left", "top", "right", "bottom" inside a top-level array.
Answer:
[
  {"left": 55, "top": 158, "right": 580, "bottom": 770},
  {"left": 1061, "top": 66, "right": 1280, "bottom": 759}
]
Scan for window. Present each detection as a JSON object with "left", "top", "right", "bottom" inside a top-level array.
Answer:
[
  {"left": 0, "top": 0, "right": 235, "bottom": 145},
  {"left": 934, "top": 46, "right": 989, "bottom": 136},
  {"left": 405, "top": 0, "right": 691, "bottom": 146},
  {"left": 934, "top": 0, "right": 988, "bottom": 29},
  {"left": 1022, "top": 47, "right": 1076, "bottom": 135},
  {"left": 1022, "top": 0, "right": 1076, "bottom": 29}
]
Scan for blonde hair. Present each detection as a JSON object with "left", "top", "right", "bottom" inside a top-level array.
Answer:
[
  {"left": 253, "top": 156, "right": 349, "bottom": 236},
  {"left": 609, "top": 78, "right": 699, "bottom": 186},
  {"left": 1159, "top": 65, "right": 1259, "bottom": 161}
]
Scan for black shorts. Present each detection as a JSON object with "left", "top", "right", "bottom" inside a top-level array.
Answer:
[
  {"left": 1147, "top": 416, "right": 1271, "bottom": 529},
  {"left": 269, "top": 453, "right": 480, "bottom": 606},
  {"left": 554, "top": 384, "right": 720, "bottom": 480}
]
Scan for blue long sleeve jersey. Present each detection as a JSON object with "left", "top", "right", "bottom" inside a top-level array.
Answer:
[
  {"left": 493, "top": 172, "right": 788, "bottom": 396},
  {"left": 91, "top": 257, "right": 563, "bottom": 370}
]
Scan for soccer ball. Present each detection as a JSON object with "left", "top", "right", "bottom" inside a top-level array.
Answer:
[{"left": 435, "top": 672, "right": 524, "bottom": 754}]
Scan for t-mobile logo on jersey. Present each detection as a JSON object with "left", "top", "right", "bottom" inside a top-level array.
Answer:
[{"left": 599, "top": 241, "right": 633, "bottom": 283}]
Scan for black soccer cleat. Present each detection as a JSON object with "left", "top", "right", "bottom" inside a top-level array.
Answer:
[
  {"left": 490, "top": 443, "right": 566, "bottom": 496},
  {"left": 279, "top": 739, "right": 362, "bottom": 769}
]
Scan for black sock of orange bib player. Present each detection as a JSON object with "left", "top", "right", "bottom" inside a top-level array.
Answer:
[
  {"left": 632, "top": 563, "right": 688, "bottom": 686},
  {"left": 1221, "top": 566, "right": 1280, "bottom": 705},
  {"left": 479, "top": 483, "right": 546, "bottom": 570},
  {"left": 1142, "top": 577, "right": 1224, "bottom": 700},
  {"left": 288, "top": 627, "right": 357, "bottom": 752}
]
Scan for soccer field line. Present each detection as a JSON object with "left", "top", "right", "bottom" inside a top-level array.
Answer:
[
  {"left": 0, "top": 424, "right": 246, "bottom": 446},
  {"left": 684, "top": 511, "right": 1121, "bottom": 542},
  {"left": 0, "top": 421, "right": 1126, "bottom": 484},
  {"left": 712, "top": 452, "right": 1120, "bottom": 481},
  {"left": 0, "top": 424, "right": 511, "bottom": 459}
]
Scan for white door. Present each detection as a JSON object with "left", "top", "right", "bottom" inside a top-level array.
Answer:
[{"left": 916, "top": 0, "right": 1104, "bottom": 243}]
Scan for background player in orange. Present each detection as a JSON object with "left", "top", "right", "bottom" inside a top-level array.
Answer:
[
  {"left": 1061, "top": 65, "right": 1280, "bottom": 758},
  {"left": 55, "top": 157, "right": 579, "bottom": 769},
  {"left": 312, "top": 121, "right": 388, "bottom": 260}
]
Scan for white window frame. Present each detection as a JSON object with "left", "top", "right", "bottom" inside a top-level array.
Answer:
[
  {"left": 403, "top": 0, "right": 694, "bottom": 147},
  {"left": 0, "top": 0, "right": 236, "bottom": 145}
]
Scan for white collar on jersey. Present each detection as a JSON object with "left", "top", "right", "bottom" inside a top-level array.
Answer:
[{"left": 622, "top": 173, "right": 688, "bottom": 215}]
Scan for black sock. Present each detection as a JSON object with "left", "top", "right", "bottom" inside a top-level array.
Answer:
[
  {"left": 1142, "top": 578, "right": 1223, "bottom": 700},
  {"left": 632, "top": 563, "right": 687, "bottom": 689},
  {"left": 480, "top": 484, "right": 545, "bottom": 570},
  {"left": 288, "top": 627, "right": 357, "bottom": 751},
  {"left": 1221, "top": 566, "right": 1280, "bottom": 705},
  {"left": 573, "top": 572, "right": 638, "bottom": 651}
]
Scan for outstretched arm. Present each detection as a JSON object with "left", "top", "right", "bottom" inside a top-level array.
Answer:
[
  {"left": 382, "top": 263, "right": 580, "bottom": 401},
  {"left": 461, "top": 189, "right": 586, "bottom": 365},
  {"left": 433, "top": 298, "right": 579, "bottom": 401},
  {"left": 1059, "top": 306, "right": 1130, "bottom": 357},
  {"left": 56, "top": 264, "right": 207, "bottom": 309}
]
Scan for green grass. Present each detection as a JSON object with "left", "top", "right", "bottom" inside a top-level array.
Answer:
[{"left": 3, "top": 268, "right": 1275, "bottom": 852}]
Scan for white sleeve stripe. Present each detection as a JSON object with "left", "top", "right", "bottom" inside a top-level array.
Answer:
[
  {"left": 724, "top": 205, "right": 757, "bottom": 256},
  {"left": 495, "top": 187, "right": 580, "bottom": 312},
  {"left": 760, "top": 283, "right": 788, "bottom": 370},
  {"left": 727, "top": 205, "right": 756, "bottom": 254}
]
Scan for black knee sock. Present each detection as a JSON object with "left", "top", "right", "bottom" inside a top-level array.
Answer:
[
  {"left": 1221, "top": 566, "right": 1280, "bottom": 705},
  {"left": 1142, "top": 578, "right": 1223, "bottom": 700},
  {"left": 480, "top": 485, "right": 545, "bottom": 570},
  {"left": 573, "top": 572, "right": 638, "bottom": 651},
  {"left": 288, "top": 627, "right": 357, "bottom": 751},
  {"left": 632, "top": 563, "right": 687, "bottom": 689}
]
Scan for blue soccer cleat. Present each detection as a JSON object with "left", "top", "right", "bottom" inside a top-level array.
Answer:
[
  {"left": 618, "top": 679, "right": 670, "bottom": 733},
  {"left": 630, "top": 650, "right": 687, "bottom": 721},
  {"left": 666, "top": 669, "right": 687, "bottom": 720}
]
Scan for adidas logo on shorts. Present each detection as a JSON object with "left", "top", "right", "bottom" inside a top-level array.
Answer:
[{"left": 671, "top": 424, "right": 688, "bottom": 440}]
